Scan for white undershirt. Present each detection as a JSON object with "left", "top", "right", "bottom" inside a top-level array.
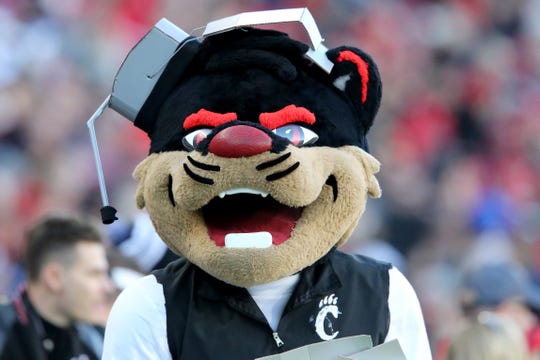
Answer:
[
  {"left": 102, "top": 267, "right": 432, "bottom": 360},
  {"left": 247, "top": 273, "right": 300, "bottom": 331}
]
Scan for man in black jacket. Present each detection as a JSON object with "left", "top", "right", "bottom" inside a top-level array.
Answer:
[{"left": 0, "top": 215, "right": 114, "bottom": 360}]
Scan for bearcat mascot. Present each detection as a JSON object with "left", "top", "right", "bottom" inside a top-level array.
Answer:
[{"left": 101, "top": 9, "right": 431, "bottom": 360}]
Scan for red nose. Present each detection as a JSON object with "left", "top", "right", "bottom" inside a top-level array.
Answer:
[{"left": 208, "top": 125, "right": 272, "bottom": 158}]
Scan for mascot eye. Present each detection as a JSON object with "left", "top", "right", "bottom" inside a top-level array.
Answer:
[
  {"left": 272, "top": 125, "right": 319, "bottom": 146},
  {"left": 182, "top": 128, "right": 212, "bottom": 150}
]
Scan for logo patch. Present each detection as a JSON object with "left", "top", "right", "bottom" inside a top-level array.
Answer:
[{"left": 314, "top": 293, "right": 341, "bottom": 340}]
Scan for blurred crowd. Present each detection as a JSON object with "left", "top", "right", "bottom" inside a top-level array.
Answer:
[{"left": 1, "top": 0, "right": 539, "bottom": 358}]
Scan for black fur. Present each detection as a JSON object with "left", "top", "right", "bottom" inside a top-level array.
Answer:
[{"left": 144, "top": 28, "right": 382, "bottom": 154}]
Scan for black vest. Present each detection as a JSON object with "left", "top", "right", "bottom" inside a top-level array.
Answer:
[{"left": 153, "top": 249, "right": 391, "bottom": 360}]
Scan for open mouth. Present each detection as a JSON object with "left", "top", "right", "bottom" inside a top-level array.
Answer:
[{"left": 203, "top": 190, "right": 303, "bottom": 248}]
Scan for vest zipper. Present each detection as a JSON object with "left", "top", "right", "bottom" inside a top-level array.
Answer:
[{"left": 272, "top": 332, "right": 284, "bottom": 348}]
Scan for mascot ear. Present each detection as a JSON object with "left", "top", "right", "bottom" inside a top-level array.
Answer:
[{"left": 326, "top": 47, "right": 382, "bottom": 135}]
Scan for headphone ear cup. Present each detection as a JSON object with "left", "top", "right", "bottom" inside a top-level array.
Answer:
[{"left": 326, "top": 47, "right": 382, "bottom": 135}]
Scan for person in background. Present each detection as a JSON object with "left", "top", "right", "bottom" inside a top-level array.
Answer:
[
  {"left": 0, "top": 214, "right": 115, "bottom": 360},
  {"left": 107, "top": 210, "right": 179, "bottom": 273},
  {"left": 444, "top": 261, "right": 540, "bottom": 359},
  {"left": 459, "top": 262, "right": 540, "bottom": 340},
  {"left": 99, "top": 245, "right": 146, "bottom": 327},
  {"left": 447, "top": 311, "right": 529, "bottom": 360}
]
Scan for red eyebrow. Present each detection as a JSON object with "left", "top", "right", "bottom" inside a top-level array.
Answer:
[
  {"left": 183, "top": 109, "right": 237, "bottom": 130},
  {"left": 259, "top": 105, "right": 316, "bottom": 130}
]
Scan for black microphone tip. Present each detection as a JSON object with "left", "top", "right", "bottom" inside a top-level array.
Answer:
[{"left": 100, "top": 206, "right": 118, "bottom": 224}]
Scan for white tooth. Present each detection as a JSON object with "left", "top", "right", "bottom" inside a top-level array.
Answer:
[
  {"left": 224, "top": 232, "right": 272, "bottom": 248},
  {"left": 218, "top": 188, "right": 269, "bottom": 198}
]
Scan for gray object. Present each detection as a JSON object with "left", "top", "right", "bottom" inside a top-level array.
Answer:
[{"left": 109, "top": 18, "right": 191, "bottom": 122}]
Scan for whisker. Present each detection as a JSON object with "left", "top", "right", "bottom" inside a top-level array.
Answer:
[
  {"left": 183, "top": 164, "right": 215, "bottom": 185},
  {"left": 187, "top": 156, "right": 220, "bottom": 171},
  {"left": 266, "top": 162, "right": 300, "bottom": 181},
  {"left": 168, "top": 175, "right": 176, "bottom": 207},
  {"left": 256, "top": 153, "right": 291, "bottom": 171}
]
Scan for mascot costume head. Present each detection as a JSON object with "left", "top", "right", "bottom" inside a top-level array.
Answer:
[
  {"left": 89, "top": 8, "right": 382, "bottom": 288},
  {"left": 93, "top": 11, "right": 431, "bottom": 359}
]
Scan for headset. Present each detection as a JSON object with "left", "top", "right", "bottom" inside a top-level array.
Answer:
[{"left": 86, "top": 8, "right": 333, "bottom": 224}]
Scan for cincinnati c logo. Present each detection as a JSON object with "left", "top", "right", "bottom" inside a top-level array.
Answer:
[{"left": 314, "top": 293, "right": 341, "bottom": 340}]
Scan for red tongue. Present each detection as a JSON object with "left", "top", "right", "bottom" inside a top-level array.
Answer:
[{"left": 204, "top": 197, "right": 302, "bottom": 247}]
